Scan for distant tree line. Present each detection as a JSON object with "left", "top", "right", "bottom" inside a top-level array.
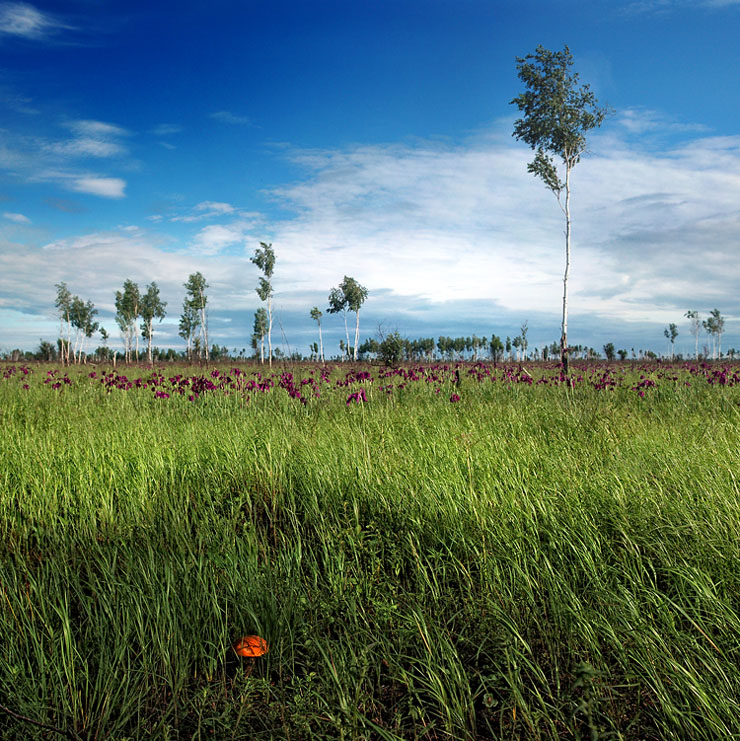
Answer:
[{"left": 22, "top": 254, "right": 734, "bottom": 367}]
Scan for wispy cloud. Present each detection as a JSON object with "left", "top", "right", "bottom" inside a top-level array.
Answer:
[
  {"left": 0, "top": 2, "right": 73, "bottom": 41},
  {"left": 50, "top": 119, "right": 130, "bottom": 158},
  {"left": 68, "top": 176, "right": 126, "bottom": 199},
  {"left": 0, "top": 89, "right": 38, "bottom": 114},
  {"left": 3, "top": 211, "right": 29, "bottom": 223},
  {"left": 264, "top": 122, "right": 740, "bottom": 333},
  {"left": 149, "top": 123, "right": 183, "bottom": 136},
  {"left": 210, "top": 110, "right": 253, "bottom": 125},
  {"left": 0, "top": 118, "right": 130, "bottom": 197},
  {"left": 616, "top": 107, "right": 710, "bottom": 136},
  {"left": 623, "top": 0, "right": 740, "bottom": 13},
  {"left": 44, "top": 196, "right": 85, "bottom": 213},
  {"left": 170, "top": 200, "right": 237, "bottom": 222},
  {"left": 191, "top": 223, "right": 247, "bottom": 254}
]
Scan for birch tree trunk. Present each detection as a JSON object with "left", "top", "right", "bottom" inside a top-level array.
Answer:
[
  {"left": 354, "top": 310, "right": 360, "bottom": 361},
  {"left": 200, "top": 300, "right": 209, "bottom": 362},
  {"left": 267, "top": 294, "right": 273, "bottom": 367},
  {"left": 343, "top": 311, "right": 350, "bottom": 362},
  {"left": 561, "top": 163, "right": 572, "bottom": 374}
]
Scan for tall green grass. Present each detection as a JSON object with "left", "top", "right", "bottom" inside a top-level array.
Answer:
[{"left": 1, "top": 363, "right": 740, "bottom": 739}]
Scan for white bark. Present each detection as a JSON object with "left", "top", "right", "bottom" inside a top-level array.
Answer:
[
  {"left": 267, "top": 294, "right": 273, "bottom": 367},
  {"left": 561, "top": 163, "right": 572, "bottom": 368},
  {"left": 343, "top": 311, "right": 350, "bottom": 361},
  {"left": 353, "top": 310, "right": 360, "bottom": 361}
]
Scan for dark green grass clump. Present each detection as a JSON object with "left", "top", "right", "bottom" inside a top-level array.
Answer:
[{"left": 1, "top": 362, "right": 740, "bottom": 739}]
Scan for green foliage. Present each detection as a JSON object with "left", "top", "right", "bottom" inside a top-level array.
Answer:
[
  {"left": 250, "top": 241, "right": 275, "bottom": 280},
  {"left": 253, "top": 307, "right": 268, "bottom": 337},
  {"left": 511, "top": 45, "right": 608, "bottom": 192},
  {"left": 140, "top": 282, "right": 167, "bottom": 339},
  {"left": 182, "top": 273, "right": 209, "bottom": 361},
  {"left": 183, "top": 272, "right": 208, "bottom": 311},
  {"left": 378, "top": 331, "right": 405, "bottom": 366},
  {"left": 115, "top": 279, "right": 141, "bottom": 329},
  {"left": 489, "top": 334, "right": 504, "bottom": 362},
  {"left": 327, "top": 286, "right": 346, "bottom": 315},
  {"left": 603, "top": 342, "right": 616, "bottom": 361}
]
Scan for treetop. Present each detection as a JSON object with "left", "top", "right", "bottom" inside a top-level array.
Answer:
[{"left": 511, "top": 45, "right": 609, "bottom": 192}]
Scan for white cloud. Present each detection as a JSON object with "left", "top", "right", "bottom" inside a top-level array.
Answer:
[
  {"left": 149, "top": 123, "right": 183, "bottom": 136},
  {"left": 68, "top": 177, "right": 126, "bottom": 198},
  {"left": 195, "top": 201, "right": 235, "bottom": 215},
  {"left": 169, "top": 201, "right": 255, "bottom": 223},
  {"left": 617, "top": 107, "right": 710, "bottom": 136},
  {"left": 3, "top": 211, "right": 30, "bottom": 223},
  {"left": 210, "top": 110, "right": 253, "bottom": 125},
  {"left": 0, "top": 227, "right": 256, "bottom": 350},
  {"left": 50, "top": 119, "right": 130, "bottom": 158},
  {"left": 191, "top": 223, "right": 247, "bottom": 254},
  {"left": 0, "top": 118, "right": 130, "bottom": 198},
  {"left": 68, "top": 120, "right": 129, "bottom": 139},
  {"left": 1, "top": 90, "right": 38, "bottom": 114},
  {"left": 624, "top": 0, "right": 740, "bottom": 13},
  {"left": 51, "top": 137, "right": 127, "bottom": 158},
  {"left": 263, "top": 124, "right": 740, "bottom": 334},
  {"left": 0, "top": 1, "right": 72, "bottom": 40}
]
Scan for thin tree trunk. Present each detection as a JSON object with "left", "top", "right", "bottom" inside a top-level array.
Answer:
[
  {"left": 267, "top": 295, "right": 273, "bottom": 367},
  {"left": 561, "top": 164, "right": 571, "bottom": 373},
  {"left": 354, "top": 310, "right": 360, "bottom": 361},
  {"left": 318, "top": 322, "right": 324, "bottom": 363},
  {"left": 200, "top": 298, "right": 209, "bottom": 362},
  {"left": 134, "top": 318, "right": 139, "bottom": 362},
  {"left": 343, "top": 311, "right": 350, "bottom": 362},
  {"left": 66, "top": 317, "right": 72, "bottom": 365},
  {"left": 147, "top": 320, "right": 153, "bottom": 363}
]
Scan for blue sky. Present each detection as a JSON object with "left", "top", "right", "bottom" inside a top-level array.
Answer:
[{"left": 1, "top": 0, "right": 740, "bottom": 358}]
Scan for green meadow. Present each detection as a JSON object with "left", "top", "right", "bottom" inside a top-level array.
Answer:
[{"left": 1, "top": 361, "right": 740, "bottom": 739}]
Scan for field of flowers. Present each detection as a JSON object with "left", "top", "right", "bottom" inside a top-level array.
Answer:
[{"left": 2, "top": 359, "right": 740, "bottom": 739}]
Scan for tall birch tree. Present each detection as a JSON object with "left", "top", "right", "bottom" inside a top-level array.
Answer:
[
  {"left": 327, "top": 276, "right": 368, "bottom": 361},
  {"left": 140, "top": 282, "right": 167, "bottom": 363},
  {"left": 310, "top": 306, "right": 325, "bottom": 363},
  {"left": 664, "top": 323, "right": 678, "bottom": 360},
  {"left": 511, "top": 45, "right": 608, "bottom": 373},
  {"left": 179, "top": 301, "right": 199, "bottom": 361},
  {"left": 342, "top": 276, "right": 368, "bottom": 362},
  {"left": 54, "top": 282, "right": 73, "bottom": 365},
  {"left": 327, "top": 286, "right": 350, "bottom": 361},
  {"left": 115, "top": 280, "right": 141, "bottom": 363},
  {"left": 685, "top": 310, "right": 700, "bottom": 360},
  {"left": 184, "top": 272, "right": 209, "bottom": 361},
  {"left": 253, "top": 308, "right": 268, "bottom": 363},
  {"left": 703, "top": 309, "right": 724, "bottom": 359},
  {"left": 251, "top": 242, "right": 275, "bottom": 367}
]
